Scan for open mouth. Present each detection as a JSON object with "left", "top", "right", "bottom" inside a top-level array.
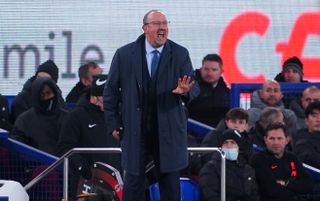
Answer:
[{"left": 157, "top": 31, "right": 165, "bottom": 38}]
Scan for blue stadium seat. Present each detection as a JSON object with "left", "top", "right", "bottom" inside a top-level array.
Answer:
[{"left": 149, "top": 178, "right": 199, "bottom": 201}]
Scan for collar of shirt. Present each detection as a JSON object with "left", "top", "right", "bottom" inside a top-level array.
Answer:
[{"left": 145, "top": 39, "right": 164, "bottom": 76}]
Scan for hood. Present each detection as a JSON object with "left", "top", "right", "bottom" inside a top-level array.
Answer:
[
  {"left": 250, "top": 90, "right": 284, "bottom": 109},
  {"left": 31, "top": 77, "right": 59, "bottom": 114},
  {"left": 215, "top": 119, "right": 228, "bottom": 132},
  {"left": 21, "top": 76, "right": 36, "bottom": 93}
]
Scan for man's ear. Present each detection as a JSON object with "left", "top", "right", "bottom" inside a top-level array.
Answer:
[
  {"left": 285, "top": 135, "right": 291, "bottom": 145},
  {"left": 264, "top": 135, "right": 267, "bottom": 144}
]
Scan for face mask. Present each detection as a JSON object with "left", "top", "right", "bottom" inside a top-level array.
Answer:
[
  {"left": 40, "top": 98, "right": 54, "bottom": 111},
  {"left": 222, "top": 148, "right": 239, "bottom": 161}
]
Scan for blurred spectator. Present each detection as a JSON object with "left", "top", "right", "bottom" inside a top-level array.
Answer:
[
  {"left": 0, "top": 94, "right": 12, "bottom": 131},
  {"left": 65, "top": 62, "right": 102, "bottom": 104},
  {"left": 248, "top": 107, "right": 285, "bottom": 149},
  {"left": 58, "top": 75, "right": 120, "bottom": 200},
  {"left": 187, "top": 54, "right": 230, "bottom": 127},
  {"left": 274, "top": 56, "right": 307, "bottom": 83},
  {"left": 10, "top": 77, "right": 67, "bottom": 155},
  {"left": 290, "top": 86, "right": 320, "bottom": 130},
  {"left": 10, "top": 60, "right": 64, "bottom": 123},
  {"left": 293, "top": 101, "right": 320, "bottom": 169},
  {"left": 201, "top": 108, "right": 252, "bottom": 164},
  {"left": 251, "top": 122, "right": 313, "bottom": 201},
  {"left": 199, "top": 129, "right": 259, "bottom": 201},
  {"left": 274, "top": 56, "right": 308, "bottom": 108},
  {"left": 58, "top": 74, "right": 121, "bottom": 175},
  {"left": 248, "top": 80, "right": 297, "bottom": 137}
]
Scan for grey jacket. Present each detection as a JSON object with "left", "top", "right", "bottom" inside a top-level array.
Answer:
[{"left": 247, "top": 90, "right": 297, "bottom": 137}]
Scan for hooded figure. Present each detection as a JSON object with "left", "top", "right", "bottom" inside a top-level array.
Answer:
[
  {"left": 10, "top": 60, "right": 64, "bottom": 123},
  {"left": 199, "top": 129, "right": 259, "bottom": 201},
  {"left": 10, "top": 77, "right": 67, "bottom": 155}
]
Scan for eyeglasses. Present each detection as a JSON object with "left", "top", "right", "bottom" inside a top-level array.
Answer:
[{"left": 145, "top": 20, "right": 170, "bottom": 27}]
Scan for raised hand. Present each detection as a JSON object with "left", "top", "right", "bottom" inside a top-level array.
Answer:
[{"left": 172, "top": 75, "right": 195, "bottom": 95}]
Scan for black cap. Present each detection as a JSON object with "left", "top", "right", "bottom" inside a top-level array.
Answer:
[
  {"left": 36, "top": 60, "right": 59, "bottom": 83},
  {"left": 220, "top": 129, "right": 242, "bottom": 146},
  {"left": 90, "top": 74, "right": 108, "bottom": 96}
]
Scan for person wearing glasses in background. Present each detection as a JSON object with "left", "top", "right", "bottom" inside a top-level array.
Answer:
[{"left": 104, "top": 9, "right": 199, "bottom": 201}]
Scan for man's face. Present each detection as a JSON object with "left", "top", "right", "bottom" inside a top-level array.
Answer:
[
  {"left": 143, "top": 11, "right": 169, "bottom": 48},
  {"left": 301, "top": 90, "right": 320, "bottom": 109},
  {"left": 259, "top": 81, "right": 283, "bottom": 106},
  {"left": 305, "top": 109, "right": 320, "bottom": 133},
  {"left": 225, "top": 119, "right": 248, "bottom": 133},
  {"left": 283, "top": 68, "right": 301, "bottom": 82},
  {"left": 40, "top": 85, "right": 55, "bottom": 101},
  {"left": 200, "top": 60, "right": 222, "bottom": 84},
  {"left": 83, "top": 66, "right": 103, "bottom": 87},
  {"left": 264, "top": 128, "right": 289, "bottom": 158}
]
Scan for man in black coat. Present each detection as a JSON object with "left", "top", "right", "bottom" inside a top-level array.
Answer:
[
  {"left": 201, "top": 108, "right": 252, "bottom": 165},
  {"left": 65, "top": 62, "right": 102, "bottom": 103},
  {"left": 199, "top": 129, "right": 259, "bottom": 201},
  {"left": 103, "top": 10, "right": 199, "bottom": 201},
  {"left": 187, "top": 53, "right": 230, "bottom": 127},
  {"left": 59, "top": 74, "right": 121, "bottom": 174},
  {"left": 10, "top": 77, "right": 67, "bottom": 155},
  {"left": 251, "top": 122, "right": 313, "bottom": 201},
  {"left": 58, "top": 75, "right": 121, "bottom": 199},
  {"left": 290, "top": 86, "right": 320, "bottom": 131},
  {"left": 10, "top": 60, "right": 65, "bottom": 123},
  {"left": 293, "top": 101, "right": 320, "bottom": 169}
]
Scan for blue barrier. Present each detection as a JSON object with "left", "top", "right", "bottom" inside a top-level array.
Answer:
[
  {"left": 231, "top": 82, "right": 320, "bottom": 108},
  {"left": 187, "top": 118, "right": 214, "bottom": 138}
]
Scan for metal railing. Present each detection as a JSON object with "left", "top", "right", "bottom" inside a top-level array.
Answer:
[{"left": 24, "top": 147, "right": 226, "bottom": 201}]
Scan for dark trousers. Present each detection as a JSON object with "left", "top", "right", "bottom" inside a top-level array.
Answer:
[{"left": 122, "top": 116, "right": 181, "bottom": 201}]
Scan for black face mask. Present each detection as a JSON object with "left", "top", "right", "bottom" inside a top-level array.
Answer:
[{"left": 40, "top": 97, "right": 55, "bottom": 111}]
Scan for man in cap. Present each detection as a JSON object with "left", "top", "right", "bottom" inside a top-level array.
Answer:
[
  {"left": 274, "top": 56, "right": 308, "bottom": 108},
  {"left": 274, "top": 56, "right": 307, "bottom": 83},
  {"left": 10, "top": 60, "right": 64, "bottom": 122},
  {"left": 58, "top": 74, "right": 121, "bottom": 199},
  {"left": 199, "top": 129, "right": 259, "bottom": 201}
]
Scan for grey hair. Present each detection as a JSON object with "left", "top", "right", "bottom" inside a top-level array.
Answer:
[{"left": 259, "top": 107, "right": 283, "bottom": 128}]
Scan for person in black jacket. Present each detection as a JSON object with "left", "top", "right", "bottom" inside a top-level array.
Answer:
[
  {"left": 293, "top": 101, "right": 320, "bottom": 169},
  {"left": 10, "top": 60, "right": 65, "bottom": 123},
  {"left": 58, "top": 74, "right": 121, "bottom": 176},
  {"left": 290, "top": 86, "right": 320, "bottom": 131},
  {"left": 251, "top": 122, "right": 313, "bottom": 201},
  {"left": 187, "top": 53, "right": 230, "bottom": 127},
  {"left": 65, "top": 62, "right": 102, "bottom": 104},
  {"left": 10, "top": 77, "right": 67, "bottom": 155},
  {"left": 0, "top": 94, "right": 12, "bottom": 131},
  {"left": 201, "top": 108, "right": 252, "bottom": 165},
  {"left": 199, "top": 129, "right": 259, "bottom": 201},
  {"left": 58, "top": 75, "right": 121, "bottom": 200},
  {"left": 274, "top": 56, "right": 308, "bottom": 83},
  {"left": 274, "top": 56, "right": 308, "bottom": 108},
  {"left": 248, "top": 107, "right": 285, "bottom": 150}
]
